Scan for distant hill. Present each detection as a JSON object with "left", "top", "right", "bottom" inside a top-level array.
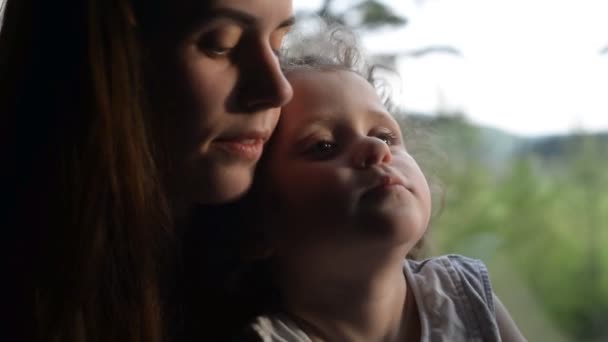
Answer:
[
  {"left": 522, "top": 132, "right": 608, "bottom": 160},
  {"left": 400, "top": 112, "right": 608, "bottom": 169}
]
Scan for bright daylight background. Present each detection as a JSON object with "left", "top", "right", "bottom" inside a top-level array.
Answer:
[
  {"left": 297, "top": 0, "right": 608, "bottom": 136},
  {"left": 295, "top": 1, "right": 608, "bottom": 342}
]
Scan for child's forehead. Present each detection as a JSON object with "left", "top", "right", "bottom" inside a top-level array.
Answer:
[
  {"left": 286, "top": 68, "right": 365, "bottom": 87},
  {"left": 285, "top": 69, "right": 381, "bottom": 111},
  {"left": 279, "top": 69, "right": 399, "bottom": 131}
]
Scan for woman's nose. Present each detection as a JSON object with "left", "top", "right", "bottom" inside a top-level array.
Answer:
[
  {"left": 352, "top": 137, "right": 392, "bottom": 169},
  {"left": 238, "top": 43, "right": 293, "bottom": 112}
]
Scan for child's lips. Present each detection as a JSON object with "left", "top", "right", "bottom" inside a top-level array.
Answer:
[
  {"left": 376, "top": 175, "right": 408, "bottom": 191},
  {"left": 362, "top": 173, "right": 410, "bottom": 200}
]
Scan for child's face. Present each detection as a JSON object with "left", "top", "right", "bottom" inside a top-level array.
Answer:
[{"left": 261, "top": 70, "right": 431, "bottom": 252}]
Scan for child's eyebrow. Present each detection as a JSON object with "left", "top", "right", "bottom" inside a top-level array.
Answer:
[
  {"left": 288, "top": 117, "right": 337, "bottom": 151},
  {"left": 366, "top": 110, "right": 400, "bottom": 130},
  {"left": 366, "top": 109, "right": 393, "bottom": 121},
  {"left": 298, "top": 116, "right": 337, "bottom": 128}
]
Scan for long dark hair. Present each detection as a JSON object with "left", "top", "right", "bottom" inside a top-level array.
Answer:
[{"left": 2, "top": 0, "right": 172, "bottom": 341}]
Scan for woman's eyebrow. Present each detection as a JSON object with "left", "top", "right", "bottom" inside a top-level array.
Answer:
[
  {"left": 204, "top": 8, "right": 295, "bottom": 29},
  {"left": 204, "top": 8, "right": 257, "bottom": 26}
]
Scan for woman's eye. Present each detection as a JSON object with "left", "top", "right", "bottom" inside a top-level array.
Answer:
[
  {"left": 197, "top": 27, "right": 242, "bottom": 58},
  {"left": 206, "top": 46, "right": 232, "bottom": 57},
  {"left": 197, "top": 41, "right": 234, "bottom": 57}
]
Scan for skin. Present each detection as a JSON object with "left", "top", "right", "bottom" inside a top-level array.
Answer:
[
  {"left": 256, "top": 69, "right": 526, "bottom": 341},
  {"left": 259, "top": 69, "right": 431, "bottom": 341},
  {"left": 264, "top": 69, "right": 432, "bottom": 259},
  {"left": 148, "top": 0, "right": 294, "bottom": 208}
]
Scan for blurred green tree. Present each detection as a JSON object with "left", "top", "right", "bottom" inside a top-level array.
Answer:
[{"left": 419, "top": 115, "right": 608, "bottom": 341}]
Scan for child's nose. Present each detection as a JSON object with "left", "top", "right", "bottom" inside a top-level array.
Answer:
[{"left": 352, "top": 136, "right": 392, "bottom": 169}]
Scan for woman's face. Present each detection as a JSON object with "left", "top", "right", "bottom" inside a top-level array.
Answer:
[{"left": 149, "top": 0, "right": 294, "bottom": 206}]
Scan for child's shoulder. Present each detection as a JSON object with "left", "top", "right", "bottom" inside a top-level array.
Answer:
[
  {"left": 406, "top": 254, "right": 490, "bottom": 277},
  {"left": 404, "top": 254, "right": 502, "bottom": 340},
  {"left": 405, "top": 254, "right": 495, "bottom": 313}
]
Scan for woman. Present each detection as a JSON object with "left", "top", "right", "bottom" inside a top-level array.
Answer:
[{"left": 1, "top": 0, "right": 293, "bottom": 341}]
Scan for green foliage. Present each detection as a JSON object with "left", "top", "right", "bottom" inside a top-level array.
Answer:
[{"left": 401, "top": 114, "right": 608, "bottom": 341}]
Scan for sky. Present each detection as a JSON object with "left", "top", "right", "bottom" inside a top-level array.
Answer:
[
  {"left": 295, "top": 0, "right": 608, "bottom": 136},
  {"left": 1, "top": 0, "right": 605, "bottom": 136}
]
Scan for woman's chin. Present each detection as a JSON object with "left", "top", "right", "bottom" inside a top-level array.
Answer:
[
  {"left": 207, "top": 177, "right": 253, "bottom": 204},
  {"left": 185, "top": 163, "right": 255, "bottom": 205}
]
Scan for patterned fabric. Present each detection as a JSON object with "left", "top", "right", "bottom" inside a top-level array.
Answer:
[
  {"left": 250, "top": 255, "right": 501, "bottom": 342},
  {"left": 406, "top": 255, "right": 500, "bottom": 341}
]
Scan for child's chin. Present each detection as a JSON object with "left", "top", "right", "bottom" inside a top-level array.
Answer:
[{"left": 354, "top": 206, "right": 427, "bottom": 246}]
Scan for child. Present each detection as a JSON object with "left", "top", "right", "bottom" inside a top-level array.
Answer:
[{"left": 237, "top": 28, "right": 526, "bottom": 342}]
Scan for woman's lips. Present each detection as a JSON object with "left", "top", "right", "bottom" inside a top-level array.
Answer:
[{"left": 212, "top": 137, "right": 266, "bottom": 161}]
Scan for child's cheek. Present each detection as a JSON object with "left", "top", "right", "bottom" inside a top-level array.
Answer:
[{"left": 276, "top": 165, "right": 358, "bottom": 222}]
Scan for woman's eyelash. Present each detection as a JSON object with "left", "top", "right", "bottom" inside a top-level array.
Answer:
[
  {"left": 208, "top": 49, "right": 230, "bottom": 57},
  {"left": 199, "top": 44, "right": 233, "bottom": 57},
  {"left": 196, "top": 36, "right": 237, "bottom": 58}
]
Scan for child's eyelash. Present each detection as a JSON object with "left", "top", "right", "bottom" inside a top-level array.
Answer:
[
  {"left": 300, "top": 138, "right": 339, "bottom": 160},
  {"left": 307, "top": 140, "right": 336, "bottom": 153},
  {"left": 375, "top": 131, "right": 399, "bottom": 145}
]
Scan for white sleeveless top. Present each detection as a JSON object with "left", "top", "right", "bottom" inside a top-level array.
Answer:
[{"left": 250, "top": 255, "right": 501, "bottom": 341}]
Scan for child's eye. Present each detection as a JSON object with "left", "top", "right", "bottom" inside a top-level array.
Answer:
[
  {"left": 304, "top": 140, "right": 338, "bottom": 159},
  {"left": 375, "top": 131, "right": 399, "bottom": 146}
]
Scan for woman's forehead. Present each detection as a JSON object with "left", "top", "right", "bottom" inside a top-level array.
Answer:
[
  {"left": 147, "top": 0, "right": 293, "bottom": 38},
  {"left": 180, "top": 0, "right": 293, "bottom": 26}
]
